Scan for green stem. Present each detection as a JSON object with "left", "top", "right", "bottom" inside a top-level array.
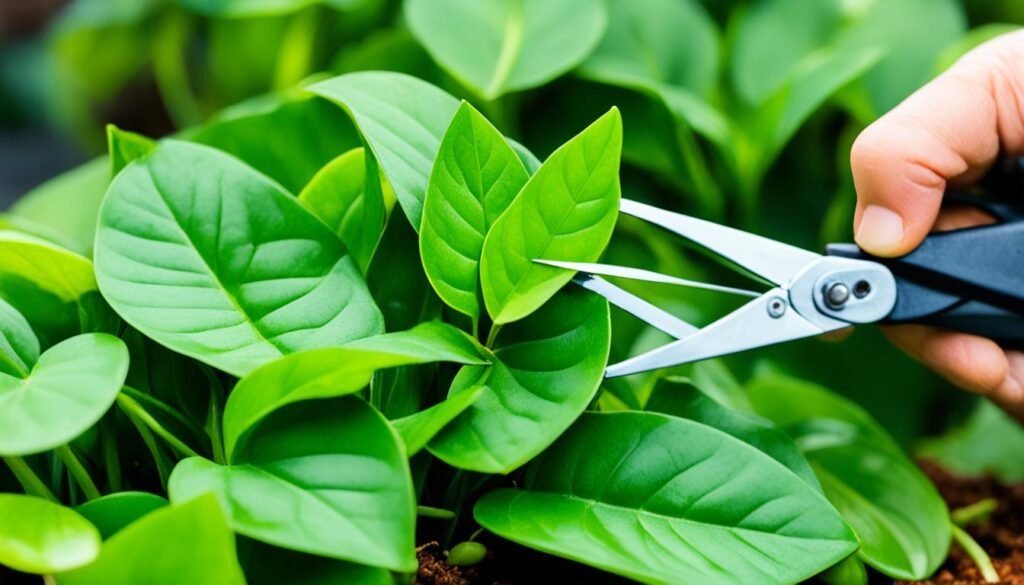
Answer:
[
  {"left": 273, "top": 7, "right": 319, "bottom": 90},
  {"left": 952, "top": 498, "right": 998, "bottom": 527},
  {"left": 55, "top": 446, "right": 101, "bottom": 501},
  {"left": 952, "top": 524, "right": 999, "bottom": 583},
  {"left": 124, "top": 409, "right": 172, "bottom": 489},
  {"left": 417, "top": 505, "right": 456, "bottom": 520},
  {"left": 4, "top": 457, "right": 57, "bottom": 502},
  {"left": 468, "top": 527, "right": 485, "bottom": 542},
  {"left": 116, "top": 394, "right": 200, "bottom": 459},
  {"left": 485, "top": 324, "right": 502, "bottom": 349},
  {"left": 153, "top": 9, "right": 202, "bottom": 128},
  {"left": 102, "top": 416, "right": 122, "bottom": 492},
  {"left": 208, "top": 385, "right": 227, "bottom": 466}
]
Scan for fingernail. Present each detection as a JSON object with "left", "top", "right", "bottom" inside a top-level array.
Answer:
[{"left": 856, "top": 205, "right": 905, "bottom": 256}]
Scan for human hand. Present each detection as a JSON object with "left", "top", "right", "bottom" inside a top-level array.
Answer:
[{"left": 850, "top": 30, "right": 1024, "bottom": 421}]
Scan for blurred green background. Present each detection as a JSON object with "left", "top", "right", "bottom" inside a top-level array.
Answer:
[{"left": 1, "top": 0, "right": 1022, "bottom": 477}]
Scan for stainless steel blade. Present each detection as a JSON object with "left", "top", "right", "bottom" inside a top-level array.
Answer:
[
  {"left": 536, "top": 259, "right": 760, "bottom": 298},
  {"left": 572, "top": 273, "right": 698, "bottom": 339}
]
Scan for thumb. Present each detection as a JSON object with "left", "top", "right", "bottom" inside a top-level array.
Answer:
[{"left": 850, "top": 31, "right": 1024, "bottom": 257}]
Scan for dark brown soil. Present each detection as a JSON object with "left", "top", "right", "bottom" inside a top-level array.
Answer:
[{"left": 899, "top": 461, "right": 1024, "bottom": 585}]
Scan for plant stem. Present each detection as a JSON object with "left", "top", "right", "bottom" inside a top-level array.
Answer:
[
  {"left": 952, "top": 498, "right": 998, "bottom": 527},
  {"left": 102, "top": 415, "right": 122, "bottom": 492},
  {"left": 153, "top": 8, "right": 202, "bottom": 129},
  {"left": 952, "top": 524, "right": 999, "bottom": 583},
  {"left": 468, "top": 527, "right": 486, "bottom": 542},
  {"left": 43, "top": 574, "right": 57, "bottom": 585},
  {"left": 3, "top": 456, "right": 57, "bottom": 502},
  {"left": 273, "top": 7, "right": 319, "bottom": 90},
  {"left": 55, "top": 446, "right": 101, "bottom": 501},
  {"left": 417, "top": 505, "right": 456, "bottom": 520},
  {"left": 116, "top": 394, "right": 200, "bottom": 459},
  {"left": 124, "top": 409, "right": 172, "bottom": 489},
  {"left": 485, "top": 324, "right": 502, "bottom": 349}
]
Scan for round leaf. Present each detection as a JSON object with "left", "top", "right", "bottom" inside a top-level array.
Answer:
[
  {"left": 475, "top": 411, "right": 858, "bottom": 584},
  {"left": 430, "top": 287, "right": 610, "bottom": 473},
  {"left": 94, "top": 140, "right": 383, "bottom": 377},
  {"left": 405, "top": 0, "right": 607, "bottom": 99},
  {"left": 75, "top": 492, "right": 168, "bottom": 540},
  {"left": 0, "top": 495, "right": 100, "bottom": 574},
  {"left": 0, "top": 231, "right": 97, "bottom": 303},
  {"left": 0, "top": 333, "right": 129, "bottom": 456},
  {"left": 0, "top": 297, "right": 39, "bottom": 378}
]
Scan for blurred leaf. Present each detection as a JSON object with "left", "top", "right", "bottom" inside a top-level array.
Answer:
[
  {"left": 331, "top": 28, "right": 436, "bottom": 79},
  {"left": 0, "top": 231, "right": 96, "bottom": 303},
  {"left": 405, "top": 0, "right": 607, "bottom": 99},
  {"left": 75, "top": 492, "right": 168, "bottom": 540},
  {"left": 935, "top": 23, "right": 1022, "bottom": 73},
  {"left": 917, "top": 400, "right": 1024, "bottom": 483},
  {"left": 107, "top": 125, "right": 155, "bottom": 176},
  {"left": 0, "top": 297, "right": 39, "bottom": 377},
  {"left": 0, "top": 495, "right": 100, "bottom": 574},
  {"left": 177, "top": 0, "right": 365, "bottom": 17}
]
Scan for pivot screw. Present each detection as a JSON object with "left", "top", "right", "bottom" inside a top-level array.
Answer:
[
  {"left": 824, "top": 282, "right": 851, "bottom": 309},
  {"left": 853, "top": 280, "right": 871, "bottom": 298},
  {"left": 767, "top": 297, "right": 787, "bottom": 319}
]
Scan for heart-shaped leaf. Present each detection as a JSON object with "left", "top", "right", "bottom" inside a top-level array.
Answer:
[
  {"left": 223, "top": 321, "right": 489, "bottom": 461},
  {"left": 57, "top": 495, "right": 245, "bottom": 585},
  {"left": 0, "top": 494, "right": 100, "bottom": 574},
  {"left": 475, "top": 411, "right": 858, "bottom": 584},
  {"left": 405, "top": 0, "right": 607, "bottom": 99},
  {"left": 309, "top": 72, "right": 460, "bottom": 229},
  {"left": 298, "top": 147, "right": 386, "bottom": 272},
  {"left": 170, "top": 397, "right": 417, "bottom": 572},
  {"left": 480, "top": 108, "right": 622, "bottom": 324},
  {"left": 94, "top": 140, "right": 383, "bottom": 377},
  {"left": 420, "top": 102, "right": 530, "bottom": 322},
  {"left": 0, "top": 333, "right": 129, "bottom": 456},
  {"left": 75, "top": 492, "right": 168, "bottom": 540},
  {"left": 429, "top": 287, "right": 610, "bottom": 473},
  {"left": 0, "top": 297, "right": 39, "bottom": 377}
]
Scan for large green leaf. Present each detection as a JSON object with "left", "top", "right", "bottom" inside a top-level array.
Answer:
[
  {"left": 480, "top": 109, "right": 622, "bottom": 324},
  {"left": 75, "top": 492, "right": 168, "bottom": 540},
  {"left": 107, "top": 125, "right": 156, "bottom": 177},
  {"left": 475, "top": 411, "right": 858, "bottom": 584},
  {"left": 222, "top": 322, "right": 489, "bottom": 461},
  {"left": 404, "top": 0, "right": 607, "bottom": 99},
  {"left": 298, "top": 147, "right": 386, "bottom": 272},
  {"left": 0, "top": 231, "right": 96, "bottom": 303},
  {"left": 94, "top": 140, "right": 383, "bottom": 377},
  {"left": 0, "top": 297, "right": 38, "bottom": 377},
  {"left": 57, "top": 495, "right": 245, "bottom": 585},
  {"left": 366, "top": 213, "right": 442, "bottom": 332},
  {"left": 420, "top": 102, "right": 529, "bottom": 322},
  {"left": 0, "top": 494, "right": 100, "bottom": 574},
  {"left": 393, "top": 386, "right": 485, "bottom": 455},
  {"left": 748, "top": 375, "right": 950, "bottom": 580},
  {"left": 0, "top": 333, "right": 129, "bottom": 455},
  {"left": 189, "top": 93, "right": 362, "bottom": 194},
  {"left": 170, "top": 397, "right": 417, "bottom": 572},
  {"left": 238, "top": 538, "right": 392, "bottom": 585},
  {"left": 917, "top": 400, "right": 1024, "bottom": 483},
  {"left": 309, "top": 72, "right": 460, "bottom": 229},
  {"left": 429, "top": 288, "right": 610, "bottom": 473}
]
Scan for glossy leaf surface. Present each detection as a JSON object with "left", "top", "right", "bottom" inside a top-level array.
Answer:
[
  {"left": 0, "top": 495, "right": 100, "bottom": 574},
  {"left": 75, "top": 492, "right": 168, "bottom": 540},
  {"left": 0, "top": 231, "right": 96, "bottom": 303},
  {"left": 94, "top": 140, "right": 383, "bottom": 377},
  {"left": 0, "top": 297, "right": 39, "bottom": 377},
  {"left": 393, "top": 386, "right": 484, "bottom": 456}
]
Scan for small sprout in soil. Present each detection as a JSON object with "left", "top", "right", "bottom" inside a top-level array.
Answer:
[
  {"left": 446, "top": 542, "right": 487, "bottom": 567},
  {"left": 951, "top": 498, "right": 998, "bottom": 528},
  {"left": 951, "top": 524, "right": 1000, "bottom": 584}
]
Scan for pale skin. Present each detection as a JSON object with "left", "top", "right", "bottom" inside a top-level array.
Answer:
[{"left": 850, "top": 30, "right": 1024, "bottom": 421}]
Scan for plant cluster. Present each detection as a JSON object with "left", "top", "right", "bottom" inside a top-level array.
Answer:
[{"left": 1, "top": 0, "right": 1023, "bottom": 584}]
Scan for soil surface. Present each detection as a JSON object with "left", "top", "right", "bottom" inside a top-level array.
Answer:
[{"left": 899, "top": 461, "right": 1024, "bottom": 585}]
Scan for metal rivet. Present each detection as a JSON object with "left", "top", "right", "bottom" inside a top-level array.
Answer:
[
  {"left": 853, "top": 280, "right": 871, "bottom": 298},
  {"left": 824, "top": 282, "right": 850, "bottom": 309},
  {"left": 767, "top": 297, "right": 787, "bottom": 318}
]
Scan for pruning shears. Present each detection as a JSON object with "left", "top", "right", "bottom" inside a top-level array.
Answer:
[{"left": 537, "top": 159, "right": 1024, "bottom": 378}]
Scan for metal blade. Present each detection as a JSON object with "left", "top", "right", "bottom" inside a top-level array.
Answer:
[
  {"left": 619, "top": 199, "right": 820, "bottom": 286},
  {"left": 572, "top": 273, "right": 698, "bottom": 339},
  {"left": 536, "top": 260, "right": 759, "bottom": 298},
  {"left": 605, "top": 289, "right": 838, "bottom": 377}
]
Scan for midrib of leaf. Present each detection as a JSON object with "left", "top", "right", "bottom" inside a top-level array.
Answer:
[{"left": 485, "top": 0, "right": 525, "bottom": 98}]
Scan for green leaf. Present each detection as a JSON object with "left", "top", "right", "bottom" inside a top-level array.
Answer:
[
  {"left": 0, "top": 231, "right": 97, "bottom": 303},
  {"left": 420, "top": 102, "right": 530, "bottom": 322},
  {"left": 481, "top": 108, "right": 622, "bottom": 324},
  {"left": 393, "top": 386, "right": 485, "bottom": 456},
  {"left": 0, "top": 333, "right": 129, "bottom": 456},
  {"left": 223, "top": 322, "right": 489, "bottom": 461},
  {"left": 578, "top": 0, "right": 719, "bottom": 97},
  {"left": 170, "top": 397, "right": 417, "bottom": 572},
  {"left": 94, "top": 140, "right": 383, "bottom": 377},
  {"left": 430, "top": 288, "right": 610, "bottom": 473},
  {"left": 177, "top": 0, "right": 364, "bottom": 17},
  {"left": 5, "top": 158, "right": 110, "bottom": 256},
  {"left": 917, "top": 399, "right": 1024, "bottom": 484},
  {"left": 0, "top": 297, "right": 39, "bottom": 377},
  {"left": 646, "top": 377, "right": 821, "bottom": 490},
  {"left": 748, "top": 375, "right": 950, "bottom": 579},
  {"left": 107, "top": 125, "right": 155, "bottom": 177},
  {"left": 309, "top": 72, "right": 461, "bottom": 229},
  {"left": 405, "top": 0, "right": 607, "bottom": 99},
  {"left": 475, "top": 411, "right": 858, "bottom": 584},
  {"left": 189, "top": 92, "right": 362, "bottom": 194},
  {"left": 366, "top": 213, "right": 442, "bottom": 331},
  {"left": 238, "top": 538, "right": 392, "bottom": 585},
  {"left": 0, "top": 494, "right": 100, "bottom": 574},
  {"left": 729, "top": 0, "right": 842, "bottom": 105},
  {"left": 57, "top": 495, "right": 245, "bottom": 585},
  {"left": 75, "top": 492, "right": 168, "bottom": 540},
  {"left": 298, "top": 147, "right": 386, "bottom": 272}
]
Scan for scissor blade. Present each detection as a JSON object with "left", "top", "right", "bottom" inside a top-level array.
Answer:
[
  {"left": 605, "top": 289, "right": 831, "bottom": 377},
  {"left": 572, "top": 274, "right": 698, "bottom": 339},
  {"left": 536, "top": 260, "right": 760, "bottom": 298},
  {"left": 619, "top": 199, "right": 820, "bottom": 286}
]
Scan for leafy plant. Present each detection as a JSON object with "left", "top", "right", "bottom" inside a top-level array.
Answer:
[{"left": 0, "top": 0, "right": 1015, "bottom": 583}]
